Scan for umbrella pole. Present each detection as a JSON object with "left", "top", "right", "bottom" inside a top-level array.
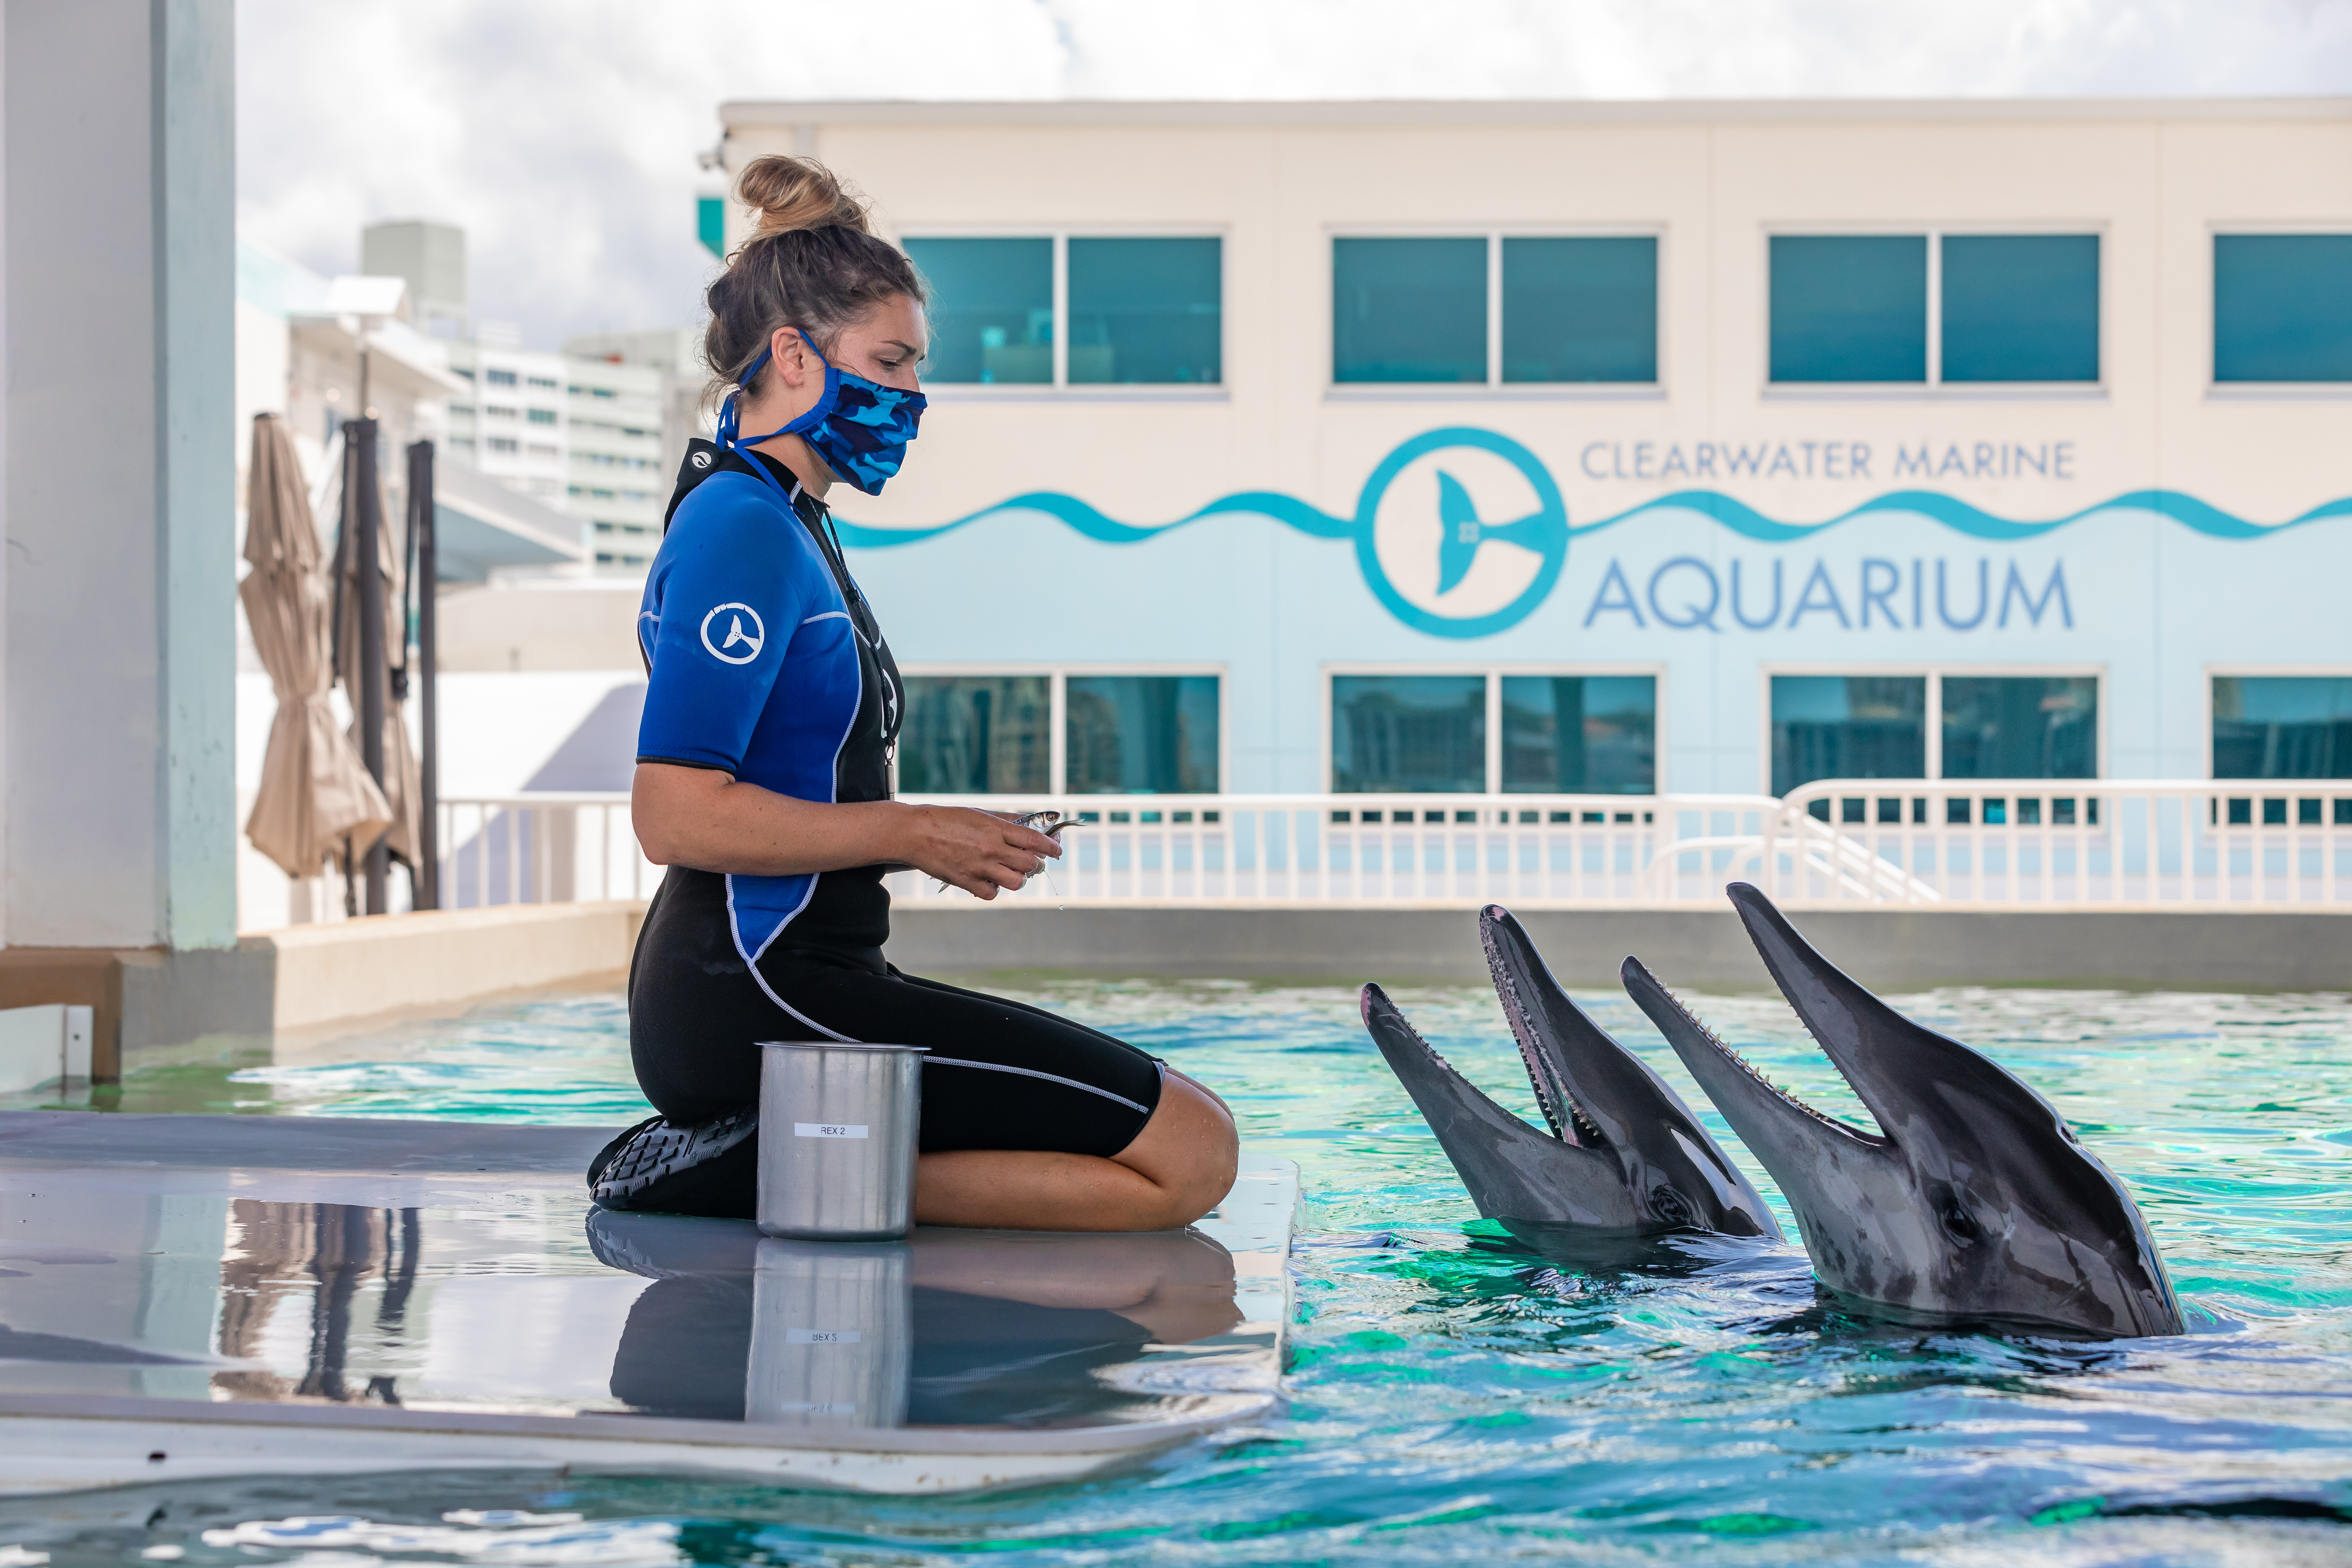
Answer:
[
  {"left": 410, "top": 439, "right": 439, "bottom": 911},
  {"left": 352, "top": 417, "right": 390, "bottom": 916}
]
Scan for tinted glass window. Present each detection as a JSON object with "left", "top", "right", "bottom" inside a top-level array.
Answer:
[
  {"left": 1770, "top": 676, "right": 1927, "bottom": 794},
  {"left": 2212, "top": 676, "right": 2352, "bottom": 779},
  {"left": 1941, "top": 235, "right": 2100, "bottom": 383},
  {"left": 1769, "top": 236, "right": 1927, "bottom": 383},
  {"left": 1067, "top": 237, "right": 1221, "bottom": 385},
  {"left": 1501, "top": 237, "right": 1657, "bottom": 383},
  {"left": 898, "top": 676, "right": 1050, "bottom": 792},
  {"left": 1066, "top": 675, "right": 1220, "bottom": 792},
  {"left": 903, "top": 237, "right": 1053, "bottom": 384},
  {"left": 1332, "top": 238, "right": 1488, "bottom": 384},
  {"left": 1332, "top": 675, "right": 1486, "bottom": 792},
  {"left": 2214, "top": 234, "right": 2352, "bottom": 383},
  {"left": 1500, "top": 676, "right": 1656, "bottom": 793},
  {"left": 1941, "top": 676, "right": 2098, "bottom": 778}
]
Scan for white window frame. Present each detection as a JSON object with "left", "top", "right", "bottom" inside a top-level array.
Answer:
[
  {"left": 2204, "top": 224, "right": 2352, "bottom": 402},
  {"left": 2203, "top": 664, "right": 2352, "bottom": 780},
  {"left": 1322, "top": 663, "right": 1669, "bottom": 794},
  {"left": 894, "top": 663, "right": 1229, "bottom": 794},
  {"left": 891, "top": 227, "right": 1228, "bottom": 400},
  {"left": 1760, "top": 223, "right": 2109, "bottom": 402},
  {"left": 1323, "top": 226, "right": 1667, "bottom": 400},
  {"left": 1757, "top": 663, "right": 2108, "bottom": 795}
]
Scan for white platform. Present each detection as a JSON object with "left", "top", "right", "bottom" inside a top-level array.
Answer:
[{"left": 0, "top": 1112, "right": 1294, "bottom": 1495}]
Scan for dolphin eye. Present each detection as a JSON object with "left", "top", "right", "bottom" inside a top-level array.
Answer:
[
  {"left": 1940, "top": 1198, "right": 1982, "bottom": 1246},
  {"left": 1650, "top": 1186, "right": 1694, "bottom": 1227}
]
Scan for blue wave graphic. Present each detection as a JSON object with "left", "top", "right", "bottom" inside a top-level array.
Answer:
[
  {"left": 835, "top": 486, "right": 2352, "bottom": 551},
  {"left": 835, "top": 489, "right": 1351, "bottom": 549}
]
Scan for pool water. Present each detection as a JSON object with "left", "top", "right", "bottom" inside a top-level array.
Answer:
[{"left": 10, "top": 979, "right": 2352, "bottom": 1564}]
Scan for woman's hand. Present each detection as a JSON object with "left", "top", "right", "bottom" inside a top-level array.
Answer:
[{"left": 895, "top": 805, "right": 1061, "bottom": 899}]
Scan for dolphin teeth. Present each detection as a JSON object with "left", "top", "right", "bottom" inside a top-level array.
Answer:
[
  {"left": 1654, "top": 982, "right": 1857, "bottom": 1135},
  {"left": 1490, "top": 958, "right": 1602, "bottom": 1148}
]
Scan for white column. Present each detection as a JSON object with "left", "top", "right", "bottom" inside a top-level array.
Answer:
[{"left": 2, "top": 0, "right": 237, "bottom": 951}]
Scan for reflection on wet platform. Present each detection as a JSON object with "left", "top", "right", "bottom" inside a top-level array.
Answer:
[{"left": 0, "top": 1112, "right": 1292, "bottom": 1489}]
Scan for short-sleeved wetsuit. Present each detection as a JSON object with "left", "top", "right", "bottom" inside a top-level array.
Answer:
[{"left": 617, "top": 440, "right": 1162, "bottom": 1217}]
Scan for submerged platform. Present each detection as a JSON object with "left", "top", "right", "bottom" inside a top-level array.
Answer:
[{"left": 0, "top": 1112, "right": 1294, "bottom": 1495}]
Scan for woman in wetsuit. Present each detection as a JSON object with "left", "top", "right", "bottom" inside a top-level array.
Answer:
[{"left": 592, "top": 155, "right": 1237, "bottom": 1230}]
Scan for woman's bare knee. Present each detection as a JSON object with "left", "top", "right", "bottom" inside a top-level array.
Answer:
[{"left": 1113, "top": 1073, "right": 1239, "bottom": 1228}]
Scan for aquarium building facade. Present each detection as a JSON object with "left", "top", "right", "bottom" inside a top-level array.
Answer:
[{"left": 716, "top": 99, "right": 2352, "bottom": 806}]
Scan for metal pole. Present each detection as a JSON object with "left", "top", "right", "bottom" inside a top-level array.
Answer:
[
  {"left": 352, "top": 418, "right": 389, "bottom": 915},
  {"left": 410, "top": 440, "right": 439, "bottom": 910}
]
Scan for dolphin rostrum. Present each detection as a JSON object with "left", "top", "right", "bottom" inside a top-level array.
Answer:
[
  {"left": 1622, "top": 882, "right": 2184, "bottom": 1339},
  {"left": 1362, "top": 905, "right": 1783, "bottom": 1242}
]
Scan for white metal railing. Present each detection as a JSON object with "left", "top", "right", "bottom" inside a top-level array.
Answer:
[
  {"left": 1740, "top": 779, "right": 2352, "bottom": 909},
  {"left": 428, "top": 783, "right": 2352, "bottom": 913},
  {"left": 434, "top": 793, "right": 652, "bottom": 909}
]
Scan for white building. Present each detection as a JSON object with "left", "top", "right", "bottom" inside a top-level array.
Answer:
[
  {"left": 709, "top": 98, "right": 2352, "bottom": 807},
  {"left": 560, "top": 351, "right": 668, "bottom": 573}
]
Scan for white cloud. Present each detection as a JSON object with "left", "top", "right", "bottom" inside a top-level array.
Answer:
[{"left": 235, "top": 0, "right": 2352, "bottom": 351}]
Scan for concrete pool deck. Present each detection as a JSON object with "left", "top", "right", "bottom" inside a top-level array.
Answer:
[{"left": 0, "top": 1112, "right": 1295, "bottom": 1496}]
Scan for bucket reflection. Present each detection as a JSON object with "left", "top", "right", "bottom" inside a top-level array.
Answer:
[{"left": 744, "top": 1237, "right": 912, "bottom": 1429}]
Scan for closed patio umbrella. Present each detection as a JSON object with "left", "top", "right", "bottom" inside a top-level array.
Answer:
[
  {"left": 332, "top": 427, "right": 424, "bottom": 880},
  {"left": 241, "top": 413, "right": 392, "bottom": 881}
]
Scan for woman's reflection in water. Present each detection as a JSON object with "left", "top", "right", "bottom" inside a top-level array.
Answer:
[{"left": 595, "top": 1218, "right": 1241, "bottom": 1426}]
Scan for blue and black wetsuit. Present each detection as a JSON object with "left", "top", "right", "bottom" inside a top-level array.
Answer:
[{"left": 616, "top": 440, "right": 1161, "bottom": 1217}]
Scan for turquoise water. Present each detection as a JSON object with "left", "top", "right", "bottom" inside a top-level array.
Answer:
[{"left": 16, "top": 980, "right": 2352, "bottom": 1564}]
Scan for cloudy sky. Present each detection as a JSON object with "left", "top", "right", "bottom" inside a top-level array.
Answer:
[{"left": 236, "top": 0, "right": 2351, "bottom": 351}]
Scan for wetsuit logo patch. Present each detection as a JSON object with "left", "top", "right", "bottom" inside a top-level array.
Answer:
[{"left": 699, "top": 602, "right": 765, "bottom": 664}]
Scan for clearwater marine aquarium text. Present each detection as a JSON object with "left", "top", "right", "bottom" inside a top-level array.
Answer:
[{"left": 840, "top": 427, "right": 2338, "bottom": 640}]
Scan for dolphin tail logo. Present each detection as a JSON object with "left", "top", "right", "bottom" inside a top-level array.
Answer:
[{"left": 1435, "top": 470, "right": 1482, "bottom": 596}]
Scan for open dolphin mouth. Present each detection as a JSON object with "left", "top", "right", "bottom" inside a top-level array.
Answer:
[
  {"left": 1619, "top": 964, "right": 1879, "bottom": 1145},
  {"left": 1362, "top": 905, "right": 1782, "bottom": 1242}
]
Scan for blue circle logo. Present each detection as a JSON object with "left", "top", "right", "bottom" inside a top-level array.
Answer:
[{"left": 1351, "top": 428, "right": 1569, "bottom": 638}]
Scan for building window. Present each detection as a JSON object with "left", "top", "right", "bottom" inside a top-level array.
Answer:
[
  {"left": 1066, "top": 675, "right": 1219, "bottom": 792},
  {"left": 898, "top": 670, "right": 1224, "bottom": 793},
  {"left": 1501, "top": 236, "right": 1659, "bottom": 384},
  {"left": 908, "top": 235, "right": 1224, "bottom": 387},
  {"left": 1332, "top": 672, "right": 1660, "bottom": 793},
  {"left": 485, "top": 436, "right": 518, "bottom": 453},
  {"left": 1771, "top": 233, "right": 2100, "bottom": 385},
  {"left": 527, "top": 408, "right": 557, "bottom": 425},
  {"left": 899, "top": 676, "right": 1052, "bottom": 793},
  {"left": 1332, "top": 238, "right": 1487, "bottom": 384},
  {"left": 1771, "top": 673, "right": 2101, "bottom": 794},
  {"left": 2213, "top": 235, "right": 2352, "bottom": 383},
  {"left": 484, "top": 368, "right": 517, "bottom": 387},
  {"left": 1067, "top": 237, "right": 1222, "bottom": 385},
  {"left": 485, "top": 406, "right": 516, "bottom": 419},
  {"left": 1500, "top": 676, "right": 1657, "bottom": 793},
  {"left": 527, "top": 374, "right": 559, "bottom": 390},
  {"left": 1941, "top": 236, "right": 2100, "bottom": 383},
  {"left": 903, "top": 237, "right": 1054, "bottom": 384},
  {"left": 1770, "top": 237, "right": 1927, "bottom": 383},
  {"left": 2212, "top": 676, "right": 2352, "bottom": 778},
  {"left": 1941, "top": 676, "right": 2098, "bottom": 779},
  {"left": 1333, "top": 234, "right": 1659, "bottom": 386}
]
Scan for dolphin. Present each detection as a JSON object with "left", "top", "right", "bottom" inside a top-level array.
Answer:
[
  {"left": 1361, "top": 905, "right": 1783, "bottom": 1243},
  {"left": 1621, "top": 882, "right": 2184, "bottom": 1340}
]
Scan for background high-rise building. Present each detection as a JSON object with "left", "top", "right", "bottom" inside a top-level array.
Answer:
[{"left": 359, "top": 219, "right": 469, "bottom": 338}]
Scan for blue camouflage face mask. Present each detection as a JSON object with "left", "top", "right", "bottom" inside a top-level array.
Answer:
[{"left": 716, "top": 332, "right": 926, "bottom": 498}]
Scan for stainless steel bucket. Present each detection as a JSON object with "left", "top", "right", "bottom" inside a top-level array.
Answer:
[
  {"left": 756, "top": 1040, "right": 925, "bottom": 1241},
  {"left": 743, "top": 1237, "right": 913, "bottom": 1428}
]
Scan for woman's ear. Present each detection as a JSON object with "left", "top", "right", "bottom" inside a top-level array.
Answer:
[{"left": 770, "top": 326, "right": 814, "bottom": 389}]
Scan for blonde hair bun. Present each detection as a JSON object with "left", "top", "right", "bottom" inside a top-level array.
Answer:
[{"left": 736, "top": 154, "right": 870, "bottom": 237}]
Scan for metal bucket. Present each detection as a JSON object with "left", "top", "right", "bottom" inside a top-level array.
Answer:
[
  {"left": 743, "top": 1237, "right": 913, "bottom": 1428},
  {"left": 756, "top": 1040, "right": 925, "bottom": 1241}
]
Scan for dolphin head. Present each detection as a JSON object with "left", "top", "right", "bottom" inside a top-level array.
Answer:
[
  {"left": 1621, "top": 883, "right": 2183, "bottom": 1339},
  {"left": 1358, "top": 906, "right": 1783, "bottom": 1241}
]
